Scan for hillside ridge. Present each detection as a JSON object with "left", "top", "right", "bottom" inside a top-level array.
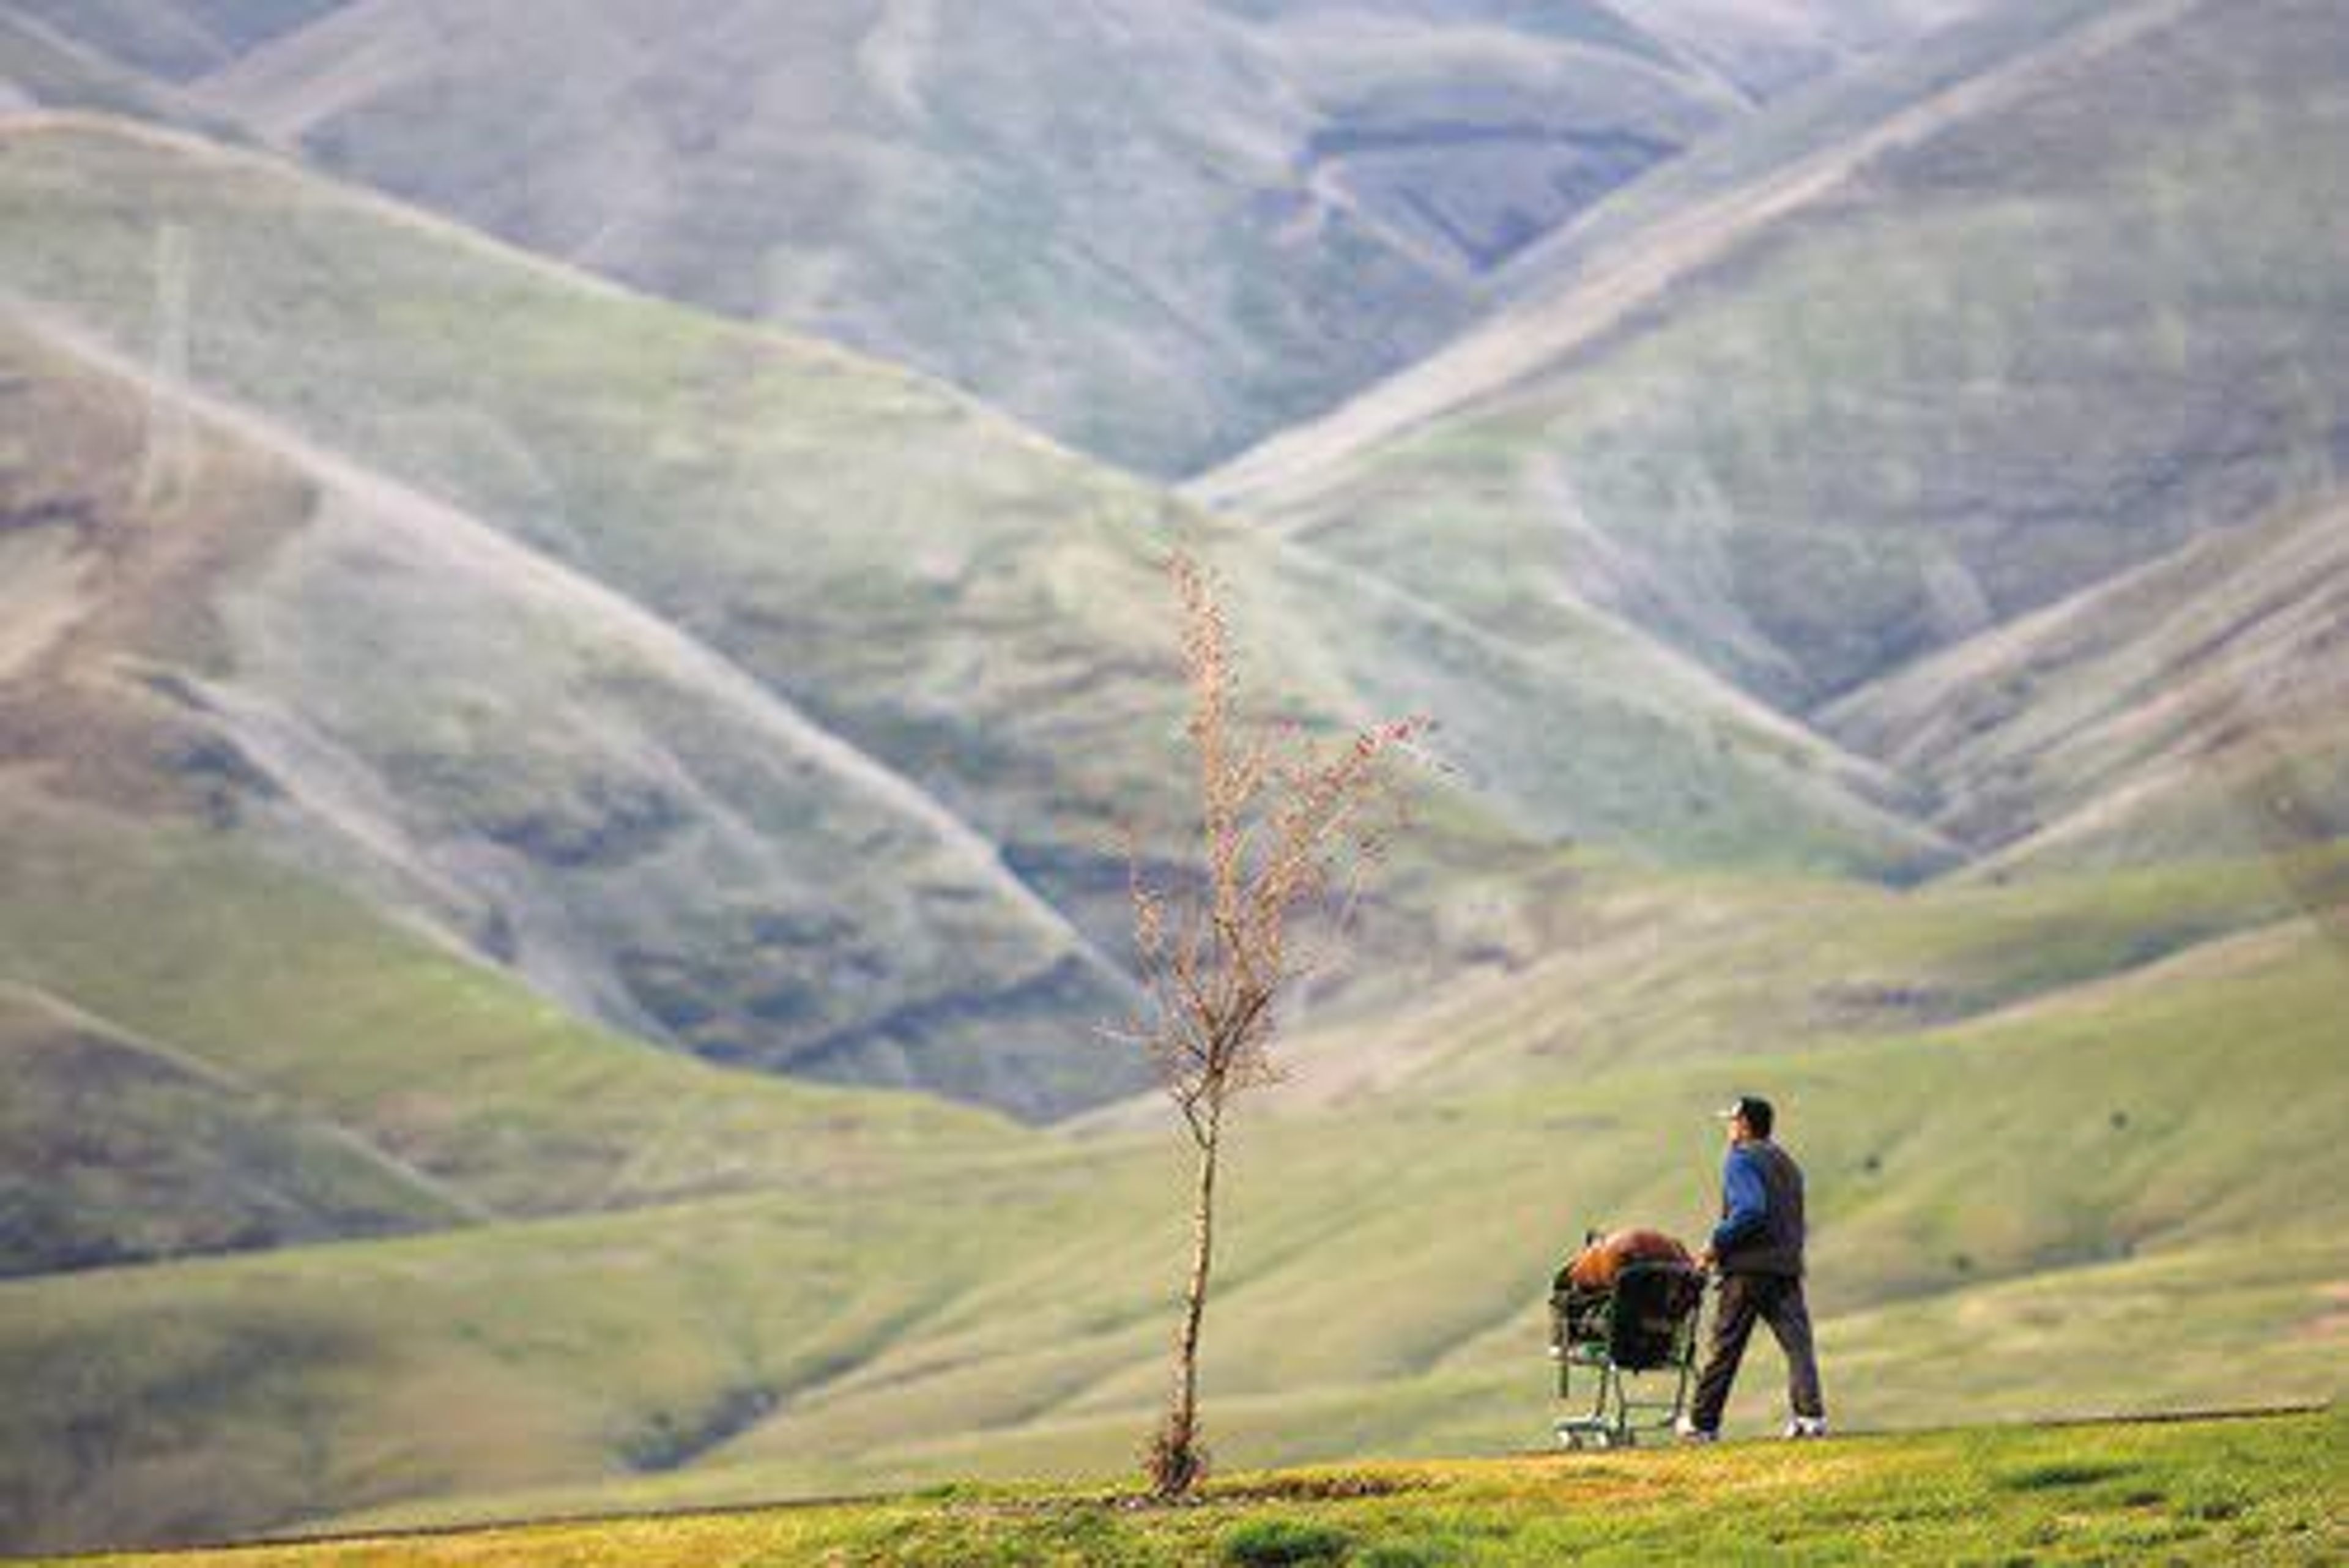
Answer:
[{"left": 6, "top": 296, "right": 1132, "bottom": 973}]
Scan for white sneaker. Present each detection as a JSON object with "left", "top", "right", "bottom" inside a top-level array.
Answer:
[
  {"left": 1783, "top": 1416, "right": 1829, "bottom": 1440},
  {"left": 1674, "top": 1416, "right": 1717, "bottom": 1443}
]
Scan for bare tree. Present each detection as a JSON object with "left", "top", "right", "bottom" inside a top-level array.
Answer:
[{"left": 1119, "top": 552, "right": 1422, "bottom": 1500}]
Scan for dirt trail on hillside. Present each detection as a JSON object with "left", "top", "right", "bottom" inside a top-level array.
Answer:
[{"left": 0, "top": 529, "right": 91, "bottom": 680}]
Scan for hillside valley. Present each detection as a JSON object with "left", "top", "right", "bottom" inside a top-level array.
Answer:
[
  {"left": 2, "top": 0, "right": 1999, "bottom": 475},
  {"left": 1200, "top": 0, "right": 2349, "bottom": 743}
]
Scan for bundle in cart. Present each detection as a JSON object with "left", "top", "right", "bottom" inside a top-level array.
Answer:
[{"left": 1548, "top": 1228, "right": 1705, "bottom": 1449}]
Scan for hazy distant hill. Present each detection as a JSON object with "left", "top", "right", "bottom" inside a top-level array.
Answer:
[
  {"left": 1825, "top": 486, "right": 2349, "bottom": 873},
  {"left": 15, "top": 0, "right": 1980, "bottom": 475},
  {"left": 1625, "top": 0, "right": 1996, "bottom": 95},
  {"left": 0, "top": 7, "right": 232, "bottom": 124},
  {"left": 0, "top": 0, "right": 349, "bottom": 80},
  {"left": 1200, "top": 0, "right": 2349, "bottom": 756}
]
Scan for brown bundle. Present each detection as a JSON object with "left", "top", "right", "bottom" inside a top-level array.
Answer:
[{"left": 1565, "top": 1228, "right": 1693, "bottom": 1292}]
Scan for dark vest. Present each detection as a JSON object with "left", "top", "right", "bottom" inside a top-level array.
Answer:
[{"left": 1720, "top": 1139, "right": 1806, "bottom": 1277}]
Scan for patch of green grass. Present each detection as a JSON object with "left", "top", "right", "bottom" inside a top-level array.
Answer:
[
  {"left": 1222, "top": 1517, "right": 1356, "bottom": 1566},
  {"left": 43, "top": 1414, "right": 2345, "bottom": 1566}
]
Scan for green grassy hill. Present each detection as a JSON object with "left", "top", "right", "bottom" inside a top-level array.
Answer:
[
  {"left": 34, "top": 1413, "right": 2349, "bottom": 1564},
  {"left": 0, "top": 309, "right": 1157, "bottom": 1119},
  {"left": 0, "top": 981, "right": 467, "bottom": 1276},
  {"left": 0, "top": 796, "right": 1023, "bottom": 1222},
  {"left": 4, "top": 855, "right": 2340, "bottom": 1550}
]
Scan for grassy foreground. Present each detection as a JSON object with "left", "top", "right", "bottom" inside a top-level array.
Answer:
[{"left": 53, "top": 1411, "right": 2345, "bottom": 1566}]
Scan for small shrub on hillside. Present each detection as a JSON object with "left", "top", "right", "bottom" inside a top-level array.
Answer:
[{"left": 1222, "top": 1517, "right": 1356, "bottom": 1566}]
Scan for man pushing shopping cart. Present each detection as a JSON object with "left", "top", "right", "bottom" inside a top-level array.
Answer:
[{"left": 1549, "top": 1093, "right": 1829, "bottom": 1447}]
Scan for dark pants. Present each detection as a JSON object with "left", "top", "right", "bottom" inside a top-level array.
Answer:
[{"left": 1690, "top": 1271, "right": 1824, "bottom": 1432}]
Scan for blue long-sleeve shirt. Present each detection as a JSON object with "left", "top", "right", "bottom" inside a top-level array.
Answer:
[{"left": 1711, "top": 1143, "right": 1770, "bottom": 1254}]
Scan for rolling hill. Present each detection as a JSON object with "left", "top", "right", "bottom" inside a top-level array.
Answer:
[
  {"left": 0, "top": 979, "right": 467, "bottom": 1278},
  {"left": 0, "top": 0, "right": 1989, "bottom": 475},
  {"left": 0, "top": 305, "right": 1153, "bottom": 1120},
  {"left": 0, "top": 109, "right": 1946, "bottom": 1123},
  {"left": 0, "top": 0, "right": 2343, "bottom": 1556},
  {"left": 1, "top": 855, "right": 2341, "bottom": 1551},
  {"left": 0, "top": 313, "right": 1037, "bottom": 1252}
]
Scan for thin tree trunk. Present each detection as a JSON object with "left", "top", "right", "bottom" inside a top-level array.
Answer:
[{"left": 1162, "top": 1116, "right": 1219, "bottom": 1493}]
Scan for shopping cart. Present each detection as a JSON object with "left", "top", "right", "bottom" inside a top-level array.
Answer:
[{"left": 1548, "top": 1244, "right": 1706, "bottom": 1449}]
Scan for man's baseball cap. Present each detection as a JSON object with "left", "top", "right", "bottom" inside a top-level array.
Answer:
[{"left": 1718, "top": 1094, "right": 1774, "bottom": 1134}]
